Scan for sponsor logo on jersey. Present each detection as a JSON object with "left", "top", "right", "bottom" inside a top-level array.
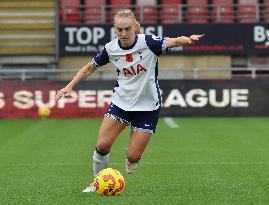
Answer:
[{"left": 123, "top": 64, "right": 147, "bottom": 76}]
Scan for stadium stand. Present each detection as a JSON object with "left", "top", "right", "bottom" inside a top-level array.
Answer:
[
  {"left": 211, "top": 0, "right": 235, "bottom": 23},
  {"left": 136, "top": 0, "right": 158, "bottom": 24},
  {"left": 56, "top": 0, "right": 267, "bottom": 24},
  {"left": 84, "top": 0, "right": 106, "bottom": 24},
  {"left": 186, "top": 0, "right": 209, "bottom": 23},
  {"left": 263, "top": 0, "right": 269, "bottom": 22},
  {"left": 60, "top": 0, "right": 81, "bottom": 23},
  {"left": 237, "top": 0, "right": 259, "bottom": 23},
  {"left": 160, "top": 0, "right": 183, "bottom": 24},
  {"left": 0, "top": 0, "right": 57, "bottom": 67}
]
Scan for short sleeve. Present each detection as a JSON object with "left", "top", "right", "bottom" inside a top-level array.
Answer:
[
  {"left": 145, "top": 35, "right": 168, "bottom": 56},
  {"left": 91, "top": 47, "right": 109, "bottom": 68}
]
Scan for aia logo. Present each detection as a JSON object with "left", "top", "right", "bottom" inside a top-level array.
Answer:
[
  {"left": 125, "top": 54, "right": 133, "bottom": 62},
  {"left": 123, "top": 64, "right": 147, "bottom": 76}
]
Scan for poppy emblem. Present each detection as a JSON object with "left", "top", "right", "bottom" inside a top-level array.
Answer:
[{"left": 125, "top": 54, "right": 133, "bottom": 62}]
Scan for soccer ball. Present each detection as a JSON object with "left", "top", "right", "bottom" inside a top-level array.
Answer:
[
  {"left": 94, "top": 168, "right": 125, "bottom": 196},
  {"left": 38, "top": 105, "right": 51, "bottom": 118}
]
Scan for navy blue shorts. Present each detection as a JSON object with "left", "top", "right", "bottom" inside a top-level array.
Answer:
[{"left": 104, "top": 103, "right": 160, "bottom": 134}]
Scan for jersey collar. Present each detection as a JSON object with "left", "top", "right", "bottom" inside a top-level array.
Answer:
[{"left": 118, "top": 35, "right": 138, "bottom": 50}]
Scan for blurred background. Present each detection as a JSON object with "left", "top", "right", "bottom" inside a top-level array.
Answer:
[
  {"left": 1, "top": 2, "right": 269, "bottom": 204},
  {"left": 0, "top": 0, "right": 269, "bottom": 118}
]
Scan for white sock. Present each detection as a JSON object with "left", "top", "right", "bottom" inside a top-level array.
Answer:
[
  {"left": 92, "top": 150, "right": 109, "bottom": 176},
  {"left": 125, "top": 160, "right": 138, "bottom": 174}
]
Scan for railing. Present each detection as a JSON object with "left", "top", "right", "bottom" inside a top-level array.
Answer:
[
  {"left": 1, "top": 67, "right": 269, "bottom": 81},
  {"left": 60, "top": 3, "right": 269, "bottom": 24}
]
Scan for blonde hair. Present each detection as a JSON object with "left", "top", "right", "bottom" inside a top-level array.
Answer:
[{"left": 114, "top": 9, "right": 141, "bottom": 34}]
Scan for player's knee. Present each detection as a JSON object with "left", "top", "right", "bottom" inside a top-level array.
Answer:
[
  {"left": 126, "top": 151, "right": 142, "bottom": 163},
  {"left": 96, "top": 139, "right": 110, "bottom": 154}
]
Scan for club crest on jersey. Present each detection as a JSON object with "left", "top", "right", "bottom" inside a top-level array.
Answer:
[
  {"left": 125, "top": 54, "right": 133, "bottom": 62},
  {"left": 123, "top": 64, "right": 147, "bottom": 76}
]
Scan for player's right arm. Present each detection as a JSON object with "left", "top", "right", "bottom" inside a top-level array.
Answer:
[
  {"left": 55, "top": 62, "right": 96, "bottom": 102},
  {"left": 55, "top": 45, "right": 109, "bottom": 102}
]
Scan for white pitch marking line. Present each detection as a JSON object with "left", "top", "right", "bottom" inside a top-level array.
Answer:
[{"left": 164, "top": 117, "right": 179, "bottom": 128}]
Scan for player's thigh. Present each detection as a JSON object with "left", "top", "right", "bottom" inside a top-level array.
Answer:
[
  {"left": 97, "top": 117, "right": 126, "bottom": 151},
  {"left": 126, "top": 131, "right": 152, "bottom": 162}
]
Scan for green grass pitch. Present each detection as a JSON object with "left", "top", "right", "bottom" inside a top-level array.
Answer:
[{"left": 1, "top": 117, "right": 269, "bottom": 205}]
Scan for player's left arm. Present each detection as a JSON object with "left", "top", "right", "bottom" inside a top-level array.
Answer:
[{"left": 166, "top": 34, "right": 205, "bottom": 48}]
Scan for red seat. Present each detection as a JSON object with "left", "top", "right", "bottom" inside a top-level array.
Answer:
[
  {"left": 110, "top": 0, "right": 131, "bottom": 4},
  {"left": 84, "top": 0, "right": 106, "bottom": 24},
  {"left": 212, "top": 0, "right": 234, "bottom": 23},
  {"left": 237, "top": 0, "right": 259, "bottom": 23},
  {"left": 60, "top": 0, "right": 81, "bottom": 24},
  {"left": 238, "top": 0, "right": 258, "bottom": 3},
  {"left": 187, "top": 0, "right": 207, "bottom": 4},
  {"left": 84, "top": 8, "right": 103, "bottom": 24},
  {"left": 238, "top": 7, "right": 258, "bottom": 23},
  {"left": 212, "top": 7, "right": 234, "bottom": 23},
  {"left": 186, "top": 7, "right": 209, "bottom": 23},
  {"left": 212, "top": 0, "right": 233, "bottom": 3},
  {"left": 186, "top": 0, "right": 209, "bottom": 23},
  {"left": 263, "top": 0, "right": 269, "bottom": 22},
  {"left": 136, "top": 7, "right": 158, "bottom": 24},
  {"left": 85, "top": 0, "right": 106, "bottom": 4},
  {"left": 160, "top": 0, "right": 182, "bottom": 4},
  {"left": 160, "top": 7, "right": 182, "bottom": 24},
  {"left": 160, "top": 0, "right": 182, "bottom": 24},
  {"left": 263, "top": 0, "right": 269, "bottom": 20},
  {"left": 59, "top": 0, "right": 63, "bottom": 22},
  {"left": 136, "top": 0, "right": 157, "bottom": 24}
]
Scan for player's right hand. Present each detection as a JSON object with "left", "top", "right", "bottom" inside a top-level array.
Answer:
[{"left": 55, "top": 87, "right": 72, "bottom": 102}]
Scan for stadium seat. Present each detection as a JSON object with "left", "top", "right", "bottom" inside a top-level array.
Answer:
[
  {"left": 212, "top": 0, "right": 234, "bottom": 23},
  {"left": 263, "top": 9, "right": 269, "bottom": 22},
  {"left": 136, "top": 0, "right": 158, "bottom": 24},
  {"left": 213, "top": 0, "right": 233, "bottom": 3},
  {"left": 186, "top": 0, "right": 209, "bottom": 23},
  {"left": 84, "top": 8, "right": 104, "bottom": 24},
  {"left": 59, "top": 0, "right": 63, "bottom": 22},
  {"left": 160, "top": 0, "right": 182, "bottom": 24},
  {"left": 136, "top": 7, "right": 158, "bottom": 24},
  {"left": 237, "top": 0, "right": 259, "bottom": 23},
  {"left": 160, "top": 0, "right": 182, "bottom": 4},
  {"left": 110, "top": 0, "right": 131, "bottom": 4},
  {"left": 160, "top": 7, "right": 182, "bottom": 24},
  {"left": 187, "top": 0, "right": 207, "bottom": 5},
  {"left": 60, "top": 0, "right": 81, "bottom": 24},
  {"left": 84, "top": 0, "right": 106, "bottom": 24},
  {"left": 263, "top": 0, "right": 269, "bottom": 22}
]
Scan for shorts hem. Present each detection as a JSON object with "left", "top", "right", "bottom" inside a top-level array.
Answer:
[
  {"left": 104, "top": 113, "right": 129, "bottom": 126},
  {"left": 131, "top": 126, "right": 154, "bottom": 134}
]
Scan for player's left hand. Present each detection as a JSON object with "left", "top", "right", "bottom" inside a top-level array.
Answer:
[{"left": 189, "top": 34, "right": 205, "bottom": 44}]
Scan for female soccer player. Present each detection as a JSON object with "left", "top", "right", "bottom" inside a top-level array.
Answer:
[{"left": 55, "top": 9, "right": 204, "bottom": 192}]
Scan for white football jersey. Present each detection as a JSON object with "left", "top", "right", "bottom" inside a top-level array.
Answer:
[{"left": 92, "top": 34, "right": 168, "bottom": 111}]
